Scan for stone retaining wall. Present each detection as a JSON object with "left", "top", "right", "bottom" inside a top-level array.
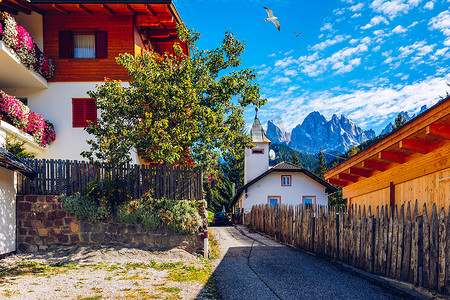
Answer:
[{"left": 17, "top": 195, "right": 205, "bottom": 253}]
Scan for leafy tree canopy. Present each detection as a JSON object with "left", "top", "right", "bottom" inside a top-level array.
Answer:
[{"left": 82, "top": 24, "right": 266, "bottom": 173}]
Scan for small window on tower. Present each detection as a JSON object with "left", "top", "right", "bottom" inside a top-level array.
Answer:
[{"left": 252, "top": 149, "right": 264, "bottom": 154}]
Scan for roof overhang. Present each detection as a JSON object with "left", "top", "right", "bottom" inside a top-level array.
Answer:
[
  {"left": 324, "top": 97, "right": 450, "bottom": 191},
  {"left": 0, "top": 147, "right": 36, "bottom": 178}
]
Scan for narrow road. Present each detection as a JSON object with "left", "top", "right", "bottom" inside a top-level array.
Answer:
[{"left": 210, "top": 225, "right": 427, "bottom": 300}]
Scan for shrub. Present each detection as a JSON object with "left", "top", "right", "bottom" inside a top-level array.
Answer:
[
  {"left": 115, "top": 193, "right": 202, "bottom": 234},
  {"left": 61, "top": 192, "right": 110, "bottom": 223},
  {"left": 3, "top": 136, "right": 34, "bottom": 158},
  {"left": 85, "top": 176, "right": 133, "bottom": 211}
]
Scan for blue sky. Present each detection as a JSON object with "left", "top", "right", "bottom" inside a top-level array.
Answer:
[{"left": 174, "top": 0, "right": 450, "bottom": 134}]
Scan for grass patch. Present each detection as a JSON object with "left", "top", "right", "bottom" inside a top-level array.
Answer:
[
  {"left": 208, "top": 230, "right": 220, "bottom": 260},
  {"left": 0, "top": 261, "right": 79, "bottom": 279}
]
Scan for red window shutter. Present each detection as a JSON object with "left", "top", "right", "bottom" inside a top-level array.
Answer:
[
  {"left": 85, "top": 99, "right": 97, "bottom": 125},
  {"left": 72, "top": 98, "right": 85, "bottom": 127},
  {"left": 59, "top": 31, "right": 73, "bottom": 58},
  {"left": 95, "top": 31, "right": 107, "bottom": 58}
]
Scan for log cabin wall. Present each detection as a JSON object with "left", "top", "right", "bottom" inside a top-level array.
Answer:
[
  {"left": 346, "top": 142, "right": 450, "bottom": 216},
  {"left": 43, "top": 13, "right": 134, "bottom": 82}
]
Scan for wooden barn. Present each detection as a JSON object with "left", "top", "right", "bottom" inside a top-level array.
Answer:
[{"left": 324, "top": 96, "right": 450, "bottom": 214}]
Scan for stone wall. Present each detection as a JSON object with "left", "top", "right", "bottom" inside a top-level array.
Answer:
[{"left": 17, "top": 195, "right": 205, "bottom": 253}]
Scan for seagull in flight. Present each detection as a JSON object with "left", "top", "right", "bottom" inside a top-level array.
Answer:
[
  {"left": 293, "top": 31, "right": 302, "bottom": 37},
  {"left": 264, "top": 7, "right": 280, "bottom": 31}
]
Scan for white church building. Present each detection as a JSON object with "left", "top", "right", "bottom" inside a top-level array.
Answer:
[{"left": 230, "top": 113, "right": 337, "bottom": 213}]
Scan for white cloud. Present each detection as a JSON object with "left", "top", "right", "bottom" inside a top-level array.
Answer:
[
  {"left": 269, "top": 53, "right": 276, "bottom": 57},
  {"left": 408, "top": 21, "right": 419, "bottom": 28},
  {"left": 424, "top": 1, "right": 434, "bottom": 9},
  {"left": 297, "top": 43, "right": 369, "bottom": 77},
  {"left": 392, "top": 25, "right": 407, "bottom": 33},
  {"left": 272, "top": 76, "right": 292, "bottom": 85},
  {"left": 370, "top": 0, "right": 422, "bottom": 19},
  {"left": 428, "top": 10, "right": 450, "bottom": 36},
  {"left": 255, "top": 76, "right": 449, "bottom": 133},
  {"left": 321, "top": 23, "right": 333, "bottom": 31},
  {"left": 311, "top": 35, "right": 349, "bottom": 51},
  {"left": 383, "top": 57, "right": 394, "bottom": 64},
  {"left": 285, "top": 50, "right": 294, "bottom": 55},
  {"left": 284, "top": 69, "right": 298, "bottom": 77},
  {"left": 361, "top": 15, "right": 389, "bottom": 29},
  {"left": 349, "top": 3, "right": 364, "bottom": 11},
  {"left": 435, "top": 47, "right": 449, "bottom": 56}
]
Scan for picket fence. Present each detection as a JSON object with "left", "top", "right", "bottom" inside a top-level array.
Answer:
[
  {"left": 16, "top": 159, "right": 203, "bottom": 200},
  {"left": 249, "top": 201, "right": 450, "bottom": 295}
]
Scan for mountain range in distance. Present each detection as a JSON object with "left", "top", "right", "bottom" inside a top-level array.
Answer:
[{"left": 266, "top": 105, "right": 428, "bottom": 155}]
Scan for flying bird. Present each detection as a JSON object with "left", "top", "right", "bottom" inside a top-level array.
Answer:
[
  {"left": 264, "top": 7, "right": 280, "bottom": 31},
  {"left": 293, "top": 31, "right": 302, "bottom": 37}
]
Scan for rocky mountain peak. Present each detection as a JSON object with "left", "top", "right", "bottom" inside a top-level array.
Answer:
[{"left": 268, "top": 111, "right": 375, "bottom": 154}]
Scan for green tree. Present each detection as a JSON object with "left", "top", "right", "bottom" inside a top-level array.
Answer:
[
  {"left": 82, "top": 24, "right": 266, "bottom": 173},
  {"left": 314, "top": 149, "right": 327, "bottom": 179},
  {"left": 204, "top": 127, "right": 246, "bottom": 212},
  {"left": 291, "top": 151, "right": 300, "bottom": 166},
  {"left": 392, "top": 113, "right": 407, "bottom": 130}
]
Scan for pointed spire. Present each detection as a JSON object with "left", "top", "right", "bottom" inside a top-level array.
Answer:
[{"left": 250, "top": 108, "right": 271, "bottom": 143}]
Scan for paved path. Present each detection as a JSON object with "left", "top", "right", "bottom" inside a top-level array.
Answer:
[{"left": 211, "top": 225, "right": 427, "bottom": 300}]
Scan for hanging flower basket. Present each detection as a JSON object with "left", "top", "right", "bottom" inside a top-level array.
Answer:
[
  {"left": 0, "top": 89, "right": 56, "bottom": 147},
  {"left": 0, "top": 12, "right": 55, "bottom": 79}
]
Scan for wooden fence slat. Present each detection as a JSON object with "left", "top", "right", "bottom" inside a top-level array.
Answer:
[
  {"left": 402, "top": 202, "right": 412, "bottom": 282},
  {"left": 396, "top": 204, "right": 404, "bottom": 280},
  {"left": 391, "top": 205, "right": 399, "bottom": 279},
  {"left": 423, "top": 203, "right": 430, "bottom": 288},
  {"left": 429, "top": 204, "right": 439, "bottom": 290},
  {"left": 445, "top": 206, "right": 450, "bottom": 294},
  {"left": 438, "top": 207, "right": 446, "bottom": 293}
]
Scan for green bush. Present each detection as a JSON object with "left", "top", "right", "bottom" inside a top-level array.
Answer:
[
  {"left": 61, "top": 192, "right": 110, "bottom": 223},
  {"left": 85, "top": 176, "right": 133, "bottom": 211},
  {"left": 115, "top": 193, "right": 202, "bottom": 234}
]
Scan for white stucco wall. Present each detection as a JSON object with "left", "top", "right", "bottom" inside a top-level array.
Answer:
[
  {"left": 0, "top": 169, "right": 16, "bottom": 255},
  {"left": 14, "top": 12, "right": 44, "bottom": 50},
  {"left": 242, "top": 171, "right": 329, "bottom": 212},
  {"left": 244, "top": 142, "right": 269, "bottom": 184},
  {"left": 5, "top": 82, "right": 140, "bottom": 163}
]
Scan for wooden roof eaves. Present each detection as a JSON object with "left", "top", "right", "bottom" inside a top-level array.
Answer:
[{"left": 324, "top": 96, "right": 450, "bottom": 180}]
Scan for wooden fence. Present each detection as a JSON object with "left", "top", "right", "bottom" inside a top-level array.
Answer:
[
  {"left": 17, "top": 159, "right": 203, "bottom": 200},
  {"left": 249, "top": 201, "right": 450, "bottom": 295}
]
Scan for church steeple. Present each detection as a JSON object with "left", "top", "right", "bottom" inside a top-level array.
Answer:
[{"left": 244, "top": 109, "right": 271, "bottom": 184}]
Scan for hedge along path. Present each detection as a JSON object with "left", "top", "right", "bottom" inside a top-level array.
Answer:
[{"left": 249, "top": 201, "right": 450, "bottom": 296}]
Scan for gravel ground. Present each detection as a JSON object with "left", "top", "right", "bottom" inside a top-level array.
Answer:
[
  {"left": 211, "top": 225, "right": 428, "bottom": 300},
  {"left": 0, "top": 244, "right": 214, "bottom": 299}
]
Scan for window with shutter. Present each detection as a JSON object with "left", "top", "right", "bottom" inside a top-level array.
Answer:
[
  {"left": 59, "top": 31, "right": 107, "bottom": 59},
  {"left": 59, "top": 31, "right": 72, "bottom": 58},
  {"left": 95, "top": 31, "right": 108, "bottom": 58},
  {"left": 73, "top": 98, "right": 96, "bottom": 127}
]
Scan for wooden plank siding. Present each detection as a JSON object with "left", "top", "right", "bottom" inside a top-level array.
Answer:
[
  {"left": 43, "top": 13, "right": 134, "bottom": 82},
  {"left": 349, "top": 165, "right": 450, "bottom": 216},
  {"left": 249, "top": 201, "right": 450, "bottom": 296}
]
